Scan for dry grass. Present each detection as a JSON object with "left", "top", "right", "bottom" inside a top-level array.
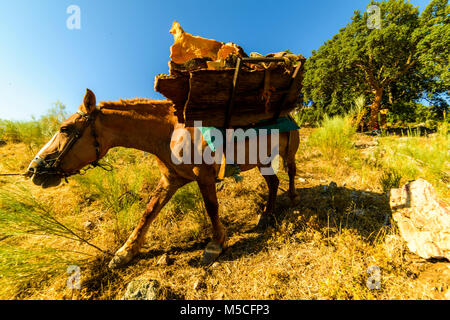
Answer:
[{"left": 0, "top": 125, "right": 448, "bottom": 300}]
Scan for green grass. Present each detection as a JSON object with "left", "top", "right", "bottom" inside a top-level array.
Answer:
[
  {"left": 308, "top": 114, "right": 357, "bottom": 161},
  {"left": 0, "top": 102, "right": 67, "bottom": 149},
  {"left": 379, "top": 169, "right": 402, "bottom": 193},
  {"left": 0, "top": 244, "right": 84, "bottom": 299},
  {"left": 0, "top": 185, "right": 92, "bottom": 299},
  {"left": 376, "top": 123, "right": 449, "bottom": 197},
  {"left": 72, "top": 148, "right": 158, "bottom": 245}
]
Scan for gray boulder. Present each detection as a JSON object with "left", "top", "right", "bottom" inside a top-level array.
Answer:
[{"left": 122, "top": 279, "right": 160, "bottom": 300}]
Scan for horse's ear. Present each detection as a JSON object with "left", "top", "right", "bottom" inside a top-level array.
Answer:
[{"left": 80, "top": 89, "right": 96, "bottom": 114}]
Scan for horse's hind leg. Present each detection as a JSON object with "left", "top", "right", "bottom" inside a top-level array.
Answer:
[
  {"left": 285, "top": 130, "right": 300, "bottom": 205},
  {"left": 108, "top": 176, "right": 187, "bottom": 269},
  {"left": 286, "top": 155, "right": 300, "bottom": 205},
  {"left": 256, "top": 173, "right": 279, "bottom": 230},
  {"left": 197, "top": 181, "right": 227, "bottom": 266}
]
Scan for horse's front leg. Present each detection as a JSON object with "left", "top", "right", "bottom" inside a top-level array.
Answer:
[
  {"left": 108, "top": 177, "right": 186, "bottom": 269},
  {"left": 197, "top": 181, "right": 228, "bottom": 266}
]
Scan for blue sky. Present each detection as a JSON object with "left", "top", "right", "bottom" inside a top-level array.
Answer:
[{"left": 0, "top": 0, "right": 431, "bottom": 120}]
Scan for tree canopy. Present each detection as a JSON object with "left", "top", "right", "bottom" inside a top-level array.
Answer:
[{"left": 302, "top": 0, "right": 449, "bottom": 128}]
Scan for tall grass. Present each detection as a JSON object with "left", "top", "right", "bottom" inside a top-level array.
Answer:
[
  {"left": 0, "top": 102, "right": 67, "bottom": 149},
  {"left": 377, "top": 122, "right": 449, "bottom": 197},
  {"left": 308, "top": 114, "right": 357, "bottom": 160},
  {"left": 0, "top": 185, "right": 95, "bottom": 298},
  {"left": 73, "top": 148, "right": 159, "bottom": 245},
  {"left": 0, "top": 244, "right": 83, "bottom": 299},
  {"left": 0, "top": 185, "right": 108, "bottom": 252},
  {"left": 379, "top": 169, "right": 402, "bottom": 193},
  {"left": 307, "top": 96, "right": 365, "bottom": 161},
  {"left": 73, "top": 147, "right": 207, "bottom": 245}
]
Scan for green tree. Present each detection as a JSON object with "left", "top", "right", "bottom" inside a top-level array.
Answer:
[
  {"left": 415, "top": 0, "right": 449, "bottom": 118},
  {"left": 416, "top": 0, "right": 449, "bottom": 87},
  {"left": 303, "top": 0, "right": 448, "bottom": 129}
]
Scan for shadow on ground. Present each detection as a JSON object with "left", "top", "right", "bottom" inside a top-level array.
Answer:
[{"left": 219, "top": 184, "right": 392, "bottom": 263}]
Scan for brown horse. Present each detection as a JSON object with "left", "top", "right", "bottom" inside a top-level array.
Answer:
[{"left": 27, "top": 89, "right": 300, "bottom": 269}]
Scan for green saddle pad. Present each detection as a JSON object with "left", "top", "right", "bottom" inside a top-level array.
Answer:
[{"left": 199, "top": 117, "right": 299, "bottom": 152}]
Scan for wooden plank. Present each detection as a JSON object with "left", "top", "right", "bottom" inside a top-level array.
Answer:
[
  {"left": 224, "top": 57, "right": 242, "bottom": 128},
  {"left": 154, "top": 74, "right": 189, "bottom": 122},
  {"left": 272, "top": 58, "right": 306, "bottom": 121},
  {"left": 242, "top": 57, "right": 286, "bottom": 63},
  {"left": 169, "top": 58, "right": 211, "bottom": 75},
  {"left": 182, "top": 65, "right": 297, "bottom": 126}
]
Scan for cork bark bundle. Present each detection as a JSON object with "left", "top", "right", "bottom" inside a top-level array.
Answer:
[{"left": 155, "top": 21, "right": 306, "bottom": 127}]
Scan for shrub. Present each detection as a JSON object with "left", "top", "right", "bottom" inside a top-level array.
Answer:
[
  {"left": 377, "top": 124, "right": 449, "bottom": 197},
  {"left": 379, "top": 169, "right": 402, "bottom": 193},
  {"left": 0, "top": 102, "right": 68, "bottom": 147},
  {"left": 308, "top": 114, "right": 357, "bottom": 160}
]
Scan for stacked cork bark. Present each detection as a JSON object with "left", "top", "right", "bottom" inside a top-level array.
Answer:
[{"left": 154, "top": 21, "right": 306, "bottom": 127}]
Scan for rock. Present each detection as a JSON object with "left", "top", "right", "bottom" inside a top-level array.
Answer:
[
  {"left": 390, "top": 179, "right": 450, "bottom": 260},
  {"left": 322, "top": 182, "right": 337, "bottom": 195},
  {"left": 157, "top": 254, "right": 170, "bottom": 266},
  {"left": 122, "top": 280, "right": 160, "bottom": 300},
  {"left": 328, "top": 182, "right": 338, "bottom": 191},
  {"left": 193, "top": 279, "right": 206, "bottom": 291},
  {"left": 216, "top": 292, "right": 226, "bottom": 300},
  {"left": 84, "top": 221, "right": 94, "bottom": 230}
]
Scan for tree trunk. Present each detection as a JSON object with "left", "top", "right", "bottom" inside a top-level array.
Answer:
[{"left": 368, "top": 87, "right": 383, "bottom": 131}]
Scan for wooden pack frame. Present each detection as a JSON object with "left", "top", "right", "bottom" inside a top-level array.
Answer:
[{"left": 155, "top": 55, "right": 306, "bottom": 128}]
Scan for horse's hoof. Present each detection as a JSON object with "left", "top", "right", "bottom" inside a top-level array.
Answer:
[
  {"left": 201, "top": 241, "right": 224, "bottom": 266},
  {"left": 108, "top": 249, "right": 134, "bottom": 269},
  {"left": 290, "top": 195, "right": 301, "bottom": 206},
  {"left": 256, "top": 215, "right": 271, "bottom": 232}
]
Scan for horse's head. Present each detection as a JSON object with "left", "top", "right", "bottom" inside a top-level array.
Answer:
[{"left": 27, "top": 89, "right": 103, "bottom": 188}]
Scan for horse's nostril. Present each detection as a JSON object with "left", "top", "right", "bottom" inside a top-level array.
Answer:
[
  {"left": 25, "top": 169, "right": 34, "bottom": 178},
  {"left": 27, "top": 157, "right": 44, "bottom": 175},
  {"left": 25, "top": 165, "right": 37, "bottom": 177}
]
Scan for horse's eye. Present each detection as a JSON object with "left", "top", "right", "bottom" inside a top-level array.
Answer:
[{"left": 60, "top": 127, "right": 70, "bottom": 133}]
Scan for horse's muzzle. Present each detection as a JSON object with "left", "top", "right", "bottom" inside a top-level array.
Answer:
[{"left": 27, "top": 157, "right": 62, "bottom": 188}]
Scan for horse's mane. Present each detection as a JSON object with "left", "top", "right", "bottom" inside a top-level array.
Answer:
[{"left": 98, "top": 98, "right": 174, "bottom": 117}]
